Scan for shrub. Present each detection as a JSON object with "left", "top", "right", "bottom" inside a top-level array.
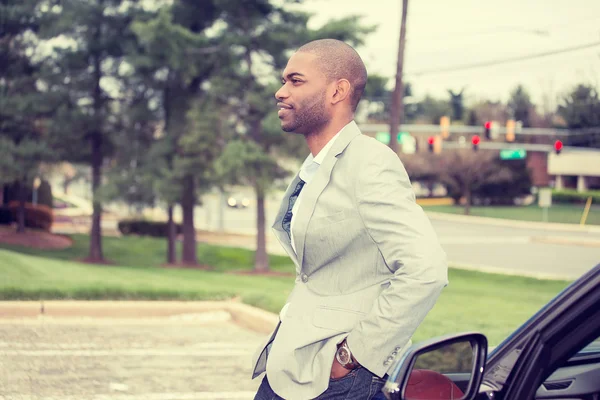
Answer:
[
  {"left": 118, "top": 219, "right": 183, "bottom": 237},
  {"left": 474, "top": 159, "right": 532, "bottom": 205},
  {"left": 0, "top": 206, "right": 13, "bottom": 225},
  {"left": 8, "top": 201, "right": 53, "bottom": 231},
  {"left": 551, "top": 189, "right": 600, "bottom": 204}
]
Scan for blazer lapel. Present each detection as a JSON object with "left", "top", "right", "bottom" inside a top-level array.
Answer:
[
  {"left": 294, "top": 123, "right": 362, "bottom": 270},
  {"left": 272, "top": 172, "right": 304, "bottom": 269}
]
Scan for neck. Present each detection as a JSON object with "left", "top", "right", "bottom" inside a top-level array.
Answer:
[{"left": 305, "top": 116, "right": 353, "bottom": 156}]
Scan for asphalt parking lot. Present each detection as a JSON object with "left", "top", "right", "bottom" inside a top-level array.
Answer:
[{"left": 0, "top": 312, "right": 266, "bottom": 400}]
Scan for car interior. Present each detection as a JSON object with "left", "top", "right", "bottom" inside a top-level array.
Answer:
[
  {"left": 401, "top": 338, "right": 600, "bottom": 400},
  {"left": 533, "top": 337, "right": 600, "bottom": 399}
]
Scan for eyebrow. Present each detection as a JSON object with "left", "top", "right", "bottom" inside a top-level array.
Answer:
[{"left": 282, "top": 72, "right": 306, "bottom": 80}]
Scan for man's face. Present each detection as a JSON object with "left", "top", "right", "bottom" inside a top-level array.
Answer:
[{"left": 275, "top": 52, "right": 331, "bottom": 135}]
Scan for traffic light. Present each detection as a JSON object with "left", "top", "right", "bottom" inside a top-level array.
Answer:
[
  {"left": 484, "top": 121, "right": 492, "bottom": 139},
  {"left": 506, "top": 119, "right": 515, "bottom": 142},
  {"left": 427, "top": 136, "right": 435, "bottom": 153},
  {"left": 472, "top": 135, "right": 480, "bottom": 151},
  {"left": 554, "top": 140, "right": 563, "bottom": 154}
]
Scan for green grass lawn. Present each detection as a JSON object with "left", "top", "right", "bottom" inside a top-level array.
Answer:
[
  {"left": 0, "top": 233, "right": 295, "bottom": 273},
  {"left": 0, "top": 235, "right": 573, "bottom": 346},
  {"left": 422, "top": 204, "right": 600, "bottom": 225}
]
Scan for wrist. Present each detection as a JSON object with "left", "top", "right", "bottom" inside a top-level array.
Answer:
[{"left": 336, "top": 339, "right": 360, "bottom": 370}]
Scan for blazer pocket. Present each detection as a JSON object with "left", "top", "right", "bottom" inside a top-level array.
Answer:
[
  {"left": 310, "top": 210, "right": 355, "bottom": 227},
  {"left": 312, "top": 306, "right": 366, "bottom": 332}
]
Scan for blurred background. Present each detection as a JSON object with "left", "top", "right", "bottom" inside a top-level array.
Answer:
[
  {"left": 1, "top": 0, "right": 600, "bottom": 398},
  {"left": 2, "top": 0, "right": 599, "bottom": 268}
]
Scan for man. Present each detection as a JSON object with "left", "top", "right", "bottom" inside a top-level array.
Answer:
[{"left": 251, "top": 39, "right": 448, "bottom": 400}]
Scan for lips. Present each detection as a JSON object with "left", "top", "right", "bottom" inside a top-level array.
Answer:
[{"left": 277, "top": 102, "right": 292, "bottom": 118}]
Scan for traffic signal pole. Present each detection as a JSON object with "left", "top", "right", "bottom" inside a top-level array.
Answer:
[{"left": 388, "top": 0, "right": 409, "bottom": 154}]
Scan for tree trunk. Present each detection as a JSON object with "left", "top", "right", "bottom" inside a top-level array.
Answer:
[
  {"left": 16, "top": 181, "right": 26, "bottom": 234},
  {"left": 464, "top": 185, "right": 472, "bottom": 215},
  {"left": 88, "top": 131, "right": 104, "bottom": 262},
  {"left": 166, "top": 204, "right": 176, "bottom": 264},
  {"left": 181, "top": 175, "right": 197, "bottom": 265},
  {"left": 254, "top": 184, "right": 269, "bottom": 273},
  {"left": 388, "top": 0, "right": 409, "bottom": 154},
  {"left": 87, "top": 36, "right": 104, "bottom": 262},
  {"left": 62, "top": 175, "right": 75, "bottom": 195},
  {"left": 162, "top": 73, "right": 178, "bottom": 266}
]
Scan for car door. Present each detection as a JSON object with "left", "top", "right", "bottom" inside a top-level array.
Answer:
[
  {"left": 382, "top": 264, "right": 600, "bottom": 400},
  {"left": 498, "top": 264, "right": 600, "bottom": 399}
]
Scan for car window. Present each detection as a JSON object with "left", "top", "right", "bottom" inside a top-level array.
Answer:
[{"left": 576, "top": 335, "right": 600, "bottom": 356}]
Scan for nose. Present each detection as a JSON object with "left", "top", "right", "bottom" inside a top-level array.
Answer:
[{"left": 275, "top": 83, "right": 289, "bottom": 101}]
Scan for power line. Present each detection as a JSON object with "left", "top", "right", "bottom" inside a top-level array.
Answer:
[
  {"left": 409, "top": 41, "right": 600, "bottom": 77},
  {"left": 417, "top": 26, "right": 550, "bottom": 41}
]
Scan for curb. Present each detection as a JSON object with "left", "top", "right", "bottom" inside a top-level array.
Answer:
[
  {"left": 0, "top": 300, "right": 279, "bottom": 334},
  {"left": 425, "top": 211, "right": 600, "bottom": 234}
]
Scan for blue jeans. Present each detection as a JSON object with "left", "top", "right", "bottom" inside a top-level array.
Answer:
[{"left": 254, "top": 367, "right": 387, "bottom": 400}]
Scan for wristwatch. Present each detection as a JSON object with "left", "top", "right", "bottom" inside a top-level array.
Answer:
[{"left": 336, "top": 339, "right": 360, "bottom": 370}]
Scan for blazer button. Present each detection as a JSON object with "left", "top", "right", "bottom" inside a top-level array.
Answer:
[{"left": 301, "top": 273, "right": 308, "bottom": 283}]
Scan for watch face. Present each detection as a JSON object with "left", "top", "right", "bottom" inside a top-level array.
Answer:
[{"left": 337, "top": 347, "right": 351, "bottom": 364}]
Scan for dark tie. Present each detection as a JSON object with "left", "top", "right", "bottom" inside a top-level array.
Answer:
[{"left": 282, "top": 178, "right": 305, "bottom": 238}]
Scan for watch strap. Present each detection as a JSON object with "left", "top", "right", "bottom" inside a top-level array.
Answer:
[{"left": 336, "top": 340, "right": 360, "bottom": 370}]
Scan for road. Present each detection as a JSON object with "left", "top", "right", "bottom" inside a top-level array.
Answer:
[
  {"left": 191, "top": 189, "right": 600, "bottom": 280},
  {"left": 428, "top": 218, "right": 599, "bottom": 279},
  {"left": 0, "top": 313, "right": 264, "bottom": 400}
]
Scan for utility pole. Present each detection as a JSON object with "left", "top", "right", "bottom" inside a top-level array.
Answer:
[{"left": 389, "top": 0, "right": 408, "bottom": 154}]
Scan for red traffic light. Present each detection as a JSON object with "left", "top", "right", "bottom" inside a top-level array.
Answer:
[
  {"left": 472, "top": 135, "right": 481, "bottom": 145},
  {"left": 427, "top": 136, "right": 435, "bottom": 153},
  {"left": 554, "top": 140, "right": 563, "bottom": 151}
]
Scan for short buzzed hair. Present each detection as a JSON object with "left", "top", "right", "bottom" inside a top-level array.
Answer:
[{"left": 296, "top": 39, "right": 368, "bottom": 112}]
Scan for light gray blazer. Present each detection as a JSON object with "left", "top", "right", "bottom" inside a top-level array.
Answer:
[{"left": 251, "top": 121, "right": 448, "bottom": 400}]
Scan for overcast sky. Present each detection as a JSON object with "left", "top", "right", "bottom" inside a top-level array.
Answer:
[{"left": 291, "top": 0, "right": 600, "bottom": 109}]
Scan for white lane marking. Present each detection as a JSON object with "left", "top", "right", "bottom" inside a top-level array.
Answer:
[
  {"left": 0, "top": 349, "right": 253, "bottom": 357},
  {"left": 0, "top": 392, "right": 256, "bottom": 400}
]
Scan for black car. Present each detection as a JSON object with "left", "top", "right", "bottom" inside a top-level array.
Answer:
[{"left": 383, "top": 262, "right": 600, "bottom": 400}]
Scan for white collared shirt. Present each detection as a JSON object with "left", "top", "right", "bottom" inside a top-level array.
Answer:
[{"left": 290, "top": 121, "right": 356, "bottom": 254}]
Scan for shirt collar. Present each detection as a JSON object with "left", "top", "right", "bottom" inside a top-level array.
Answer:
[
  {"left": 309, "top": 120, "right": 356, "bottom": 166},
  {"left": 298, "top": 120, "right": 356, "bottom": 182}
]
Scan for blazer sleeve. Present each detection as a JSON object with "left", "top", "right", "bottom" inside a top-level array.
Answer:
[{"left": 345, "top": 148, "right": 449, "bottom": 378}]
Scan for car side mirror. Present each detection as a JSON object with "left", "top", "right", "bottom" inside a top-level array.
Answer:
[{"left": 382, "top": 332, "right": 488, "bottom": 400}]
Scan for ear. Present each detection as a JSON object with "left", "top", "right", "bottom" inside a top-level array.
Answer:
[{"left": 331, "top": 79, "right": 352, "bottom": 106}]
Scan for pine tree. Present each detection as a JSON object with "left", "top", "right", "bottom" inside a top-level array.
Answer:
[
  {"left": 1, "top": 0, "right": 55, "bottom": 233},
  {"left": 42, "top": 0, "right": 144, "bottom": 261}
]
